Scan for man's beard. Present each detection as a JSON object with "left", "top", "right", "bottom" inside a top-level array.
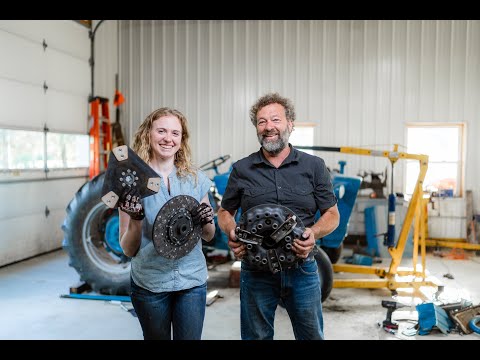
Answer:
[{"left": 257, "top": 127, "right": 291, "bottom": 155}]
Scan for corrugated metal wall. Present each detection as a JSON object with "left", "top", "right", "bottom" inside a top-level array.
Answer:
[{"left": 95, "top": 20, "right": 480, "bottom": 213}]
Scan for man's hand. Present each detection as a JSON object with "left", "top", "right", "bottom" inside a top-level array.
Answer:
[
  {"left": 228, "top": 228, "right": 246, "bottom": 260},
  {"left": 118, "top": 187, "right": 145, "bottom": 221},
  {"left": 293, "top": 228, "right": 315, "bottom": 258},
  {"left": 192, "top": 203, "right": 214, "bottom": 226}
]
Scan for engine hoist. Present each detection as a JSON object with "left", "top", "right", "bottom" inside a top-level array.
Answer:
[{"left": 296, "top": 144, "right": 442, "bottom": 299}]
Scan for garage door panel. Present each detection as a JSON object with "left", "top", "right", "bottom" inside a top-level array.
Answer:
[
  {"left": 46, "top": 91, "right": 88, "bottom": 133},
  {"left": 0, "top": 20, "right": 89, "bottom": 61},
  {"left": 0, "top": 210, "right": 65, "bottom": 267},
  {"left": 0, "top": 178, "right": 87, "bottom": 220},
  {"left": 0, "top": 30, "right": 46, "bottom": 85},
  {"left": 0, "top": 78, "right": 46, "bottom": 129},
  {"left": 46, "top": 50, "right": 89, "bottom": 96}
]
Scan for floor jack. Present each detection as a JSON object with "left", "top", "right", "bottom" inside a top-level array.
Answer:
[{"left": 297, "top": 144, "right": 444, "bottom": 300}]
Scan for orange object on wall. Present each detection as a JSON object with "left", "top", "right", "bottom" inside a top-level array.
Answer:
[{"left": 89, "top": 97, "right": 111, "bottom": 179}]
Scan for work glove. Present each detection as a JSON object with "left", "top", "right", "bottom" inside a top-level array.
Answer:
[
  {"left": 192, "top": 203, "right": 214, "bottom": 226},
  {"left": 118, "top": 187, "right": 145, "bottom": 221}
]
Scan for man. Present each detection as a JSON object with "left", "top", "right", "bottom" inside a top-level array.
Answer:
[{"left": 217, "top": 92, "right": 340, "bottom": 340}]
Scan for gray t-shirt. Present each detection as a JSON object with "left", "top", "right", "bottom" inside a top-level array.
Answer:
[{"left": 131, "top": 167, "right": 213, "bottom": 293}]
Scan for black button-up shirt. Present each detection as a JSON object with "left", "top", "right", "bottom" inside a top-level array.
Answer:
[{"left": 221, "top": 144, "right": 337, "bottom": 227}]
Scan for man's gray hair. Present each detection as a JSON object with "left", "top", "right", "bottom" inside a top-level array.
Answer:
[{"left": 249, "top": 92, "right": 296, "bottom": 126}]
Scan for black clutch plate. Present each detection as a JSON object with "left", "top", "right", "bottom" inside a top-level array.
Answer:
[
  {"left": 235, "top": 204, "right": 305, "bottom": 273},
  {"left": 101, "top": 145, "right": 161, "bottom": 208},
  {"left": 152, "top": 195, "right": 202, "bottom": 259}
]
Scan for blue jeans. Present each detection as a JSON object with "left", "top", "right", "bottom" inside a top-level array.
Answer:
[
  {"left": 130, "top": 279, "right": 207, "bottom": 340},
  {"left": 240, "top": 257, "right": 324, "bottom": 340}
]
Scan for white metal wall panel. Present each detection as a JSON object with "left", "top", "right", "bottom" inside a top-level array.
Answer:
[
  {"left": 46, "top": 50, "right": 89, "bottom": 97},
  {"left": 0, "top": 78, "right": 46, "bottom": 129},
  {"left": 0, "top": 21, "right": 90, "bottom": 267},
  {"left": 0, "top": 178, "right": 86, "bottom": 266},
  {"left": 464, "top": 21, "right": 480, "bottom": 213},
  {"left": 96, "top": 20, "right": 480, "bottom": 213},
  {"left": 0, "top": 29, "right": 46, "bottom": 88},
  {"left": 0, "top": 209, "right": 66, "bottom": 266},
  {"left": 0, "top": 20, "right": 89, "bottom": 61},
  {"left": 46, "top": 90, "right": 88, "bottom": 133},
  {"left": 0, "top": 79, "right": 87, "bottom": 133},
  {"left": 94, "top": 20, "right": 118, "bottom": 99},
  {"left": 0, "top": 21, "right": 90, "bottom": 132},
  {"left": 0, "top": 180, "right": 84, "bottom": 225}
]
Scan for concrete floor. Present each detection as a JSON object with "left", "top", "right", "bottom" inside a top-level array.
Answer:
[{"left": 1, "top": 246, "right": 480, "bottom": 340}]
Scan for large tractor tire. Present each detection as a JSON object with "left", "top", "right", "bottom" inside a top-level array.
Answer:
[
  {"left": 62, "top": 173, "right": 131, "bottom": 295},
  {"left": 321, "top": 243, "right": 343, "bottom": 264},
  {"left": 313, "top": 245, "right": 334, "bottom": 302}
]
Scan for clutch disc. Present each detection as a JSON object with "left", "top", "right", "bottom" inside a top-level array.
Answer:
[
  {"left": 235, "top": 204, "right": 305, "bottom": 273},
  {"left": 101, "top": 145, "right": 161, "bottom": 209},
  {"left": 152, "top": 195, "right": 202, "bottom": 259}
]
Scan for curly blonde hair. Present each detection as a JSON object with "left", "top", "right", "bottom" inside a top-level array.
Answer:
[{"left": 131, "top": 107, "right": 197, "bottom": 180}]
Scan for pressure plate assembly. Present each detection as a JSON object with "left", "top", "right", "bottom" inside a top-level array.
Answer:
[
  {"left": 235, "top": 204, "right": 305, "bottom": 273},
  {"left": 101, "top": 145, "right": 161, "bottom": 209},
  {"left": 152, "top": 195, "right": 202, "bottom": 259}
]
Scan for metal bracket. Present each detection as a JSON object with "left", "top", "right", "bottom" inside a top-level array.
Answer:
[
  {"left": 267, "top": 249, "right": 282, "bottom": 273},
  {"left": 270, "top": 215, "right": 297, "bottom": 243},
  {"left": 235, "top": 227, "right": 263, "bottom": 245}
]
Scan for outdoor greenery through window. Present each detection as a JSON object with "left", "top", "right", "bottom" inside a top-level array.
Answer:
[
  {"left": 0, "top": 128, "right": 89, "bottom": 175},
  {"left": 405, "top": 124, "right": 464, "bottom": 197}
]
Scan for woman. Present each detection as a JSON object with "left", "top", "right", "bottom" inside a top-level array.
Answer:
[{"left": 118, "top": 107, "right": 216, "bottom": 340}]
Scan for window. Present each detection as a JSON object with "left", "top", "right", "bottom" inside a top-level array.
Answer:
[
  {"left": 0, "top": 129, "right": 44, "bottom": 170},
  {"left": 289, "top": 123, "right": 315, "bottom": 155},
  {"left": 46, "top": 132, "right": 89, "bottom": 169},
  {"left": 405, "top": 124, "right": 464, "bottom": 197},
  {"left": 0, "top": 128, "right": 89, "bottom": 181}
]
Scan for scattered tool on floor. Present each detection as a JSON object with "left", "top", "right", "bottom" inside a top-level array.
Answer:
[
  {"left": 206, "top": 290, "right": 223, "bottom": 306},
  {"left": 381, "top": 300, "right": 408, "bottom": 330},
  {"left": 109, "top": 300, "right": 130, "bottom": 311},
  {"left": 108, "top": 300, "right": 137, "bottom": 317},
  {"left": 469, "top": 315, "right": 480, "bottom": 334},
  {"left": 416, "top": 302, "right": 453, "bottom": 335},
  {"left": 69, "top": 281, "right": 92, "bottom": 294},
  {"left": 448, "top": 304, "right": 480, "bottom": 334},
  {"left": 60, "top": 292, "right": 131, "bottom": 302}
]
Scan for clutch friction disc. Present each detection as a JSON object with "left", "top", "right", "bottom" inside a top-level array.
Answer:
[
  {"left": 101, "top": 145, "right": 161, "bottom": 209},
  {"left": 152, "top": 195, "right": 202, "bottom": 259},
  {"left": 236, "top": 204, "right": 305, "bottom": 273}
]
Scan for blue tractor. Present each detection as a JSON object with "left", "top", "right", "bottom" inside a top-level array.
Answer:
[
  {"left": 197, "top": 155, "right": 235, "bottom": 261},
  {"left": 316, "top": 168, "right": 362, "bottom": 264}
]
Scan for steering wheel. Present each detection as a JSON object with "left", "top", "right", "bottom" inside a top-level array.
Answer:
[{"left": 199, "top": 155, "right": 231, "bottom": 174}]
